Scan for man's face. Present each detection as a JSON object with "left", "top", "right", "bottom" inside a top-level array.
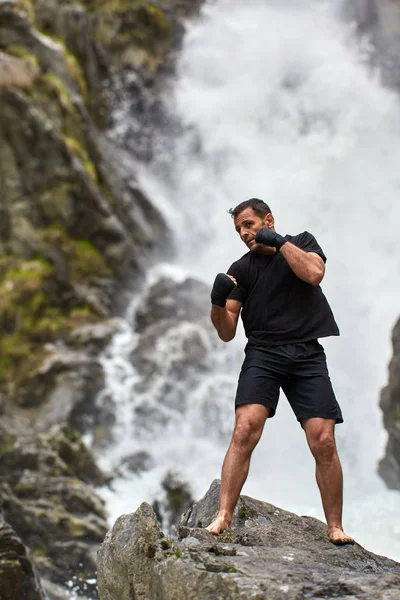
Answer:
[{"left": 233, "top": 207, "right": 274, "bottom": 252}]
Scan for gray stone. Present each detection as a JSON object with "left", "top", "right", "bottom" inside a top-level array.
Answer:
[
  {"left": 379, "top": 316, "right": 400, "bottom": 488},
  {"left": 97, "top": 480, "right": 400, "bottom": 600},
  {"left": 0, "top": 514, "right": 46, "bottom": 600}
]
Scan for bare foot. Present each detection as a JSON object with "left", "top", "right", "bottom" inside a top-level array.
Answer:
[
  {"left": 327, "top": 526, "right": 355, "bottom": 545},
  {"left": 206, "top": 515, "right": 231, "bottom": 535}
]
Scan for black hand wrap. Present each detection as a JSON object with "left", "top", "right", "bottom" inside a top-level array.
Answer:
[
  {"left": 211, "top": 273, "right": 236, "bottom": 307},
  {"left": 255, "top": 227, "right": 287, "bottom": 250}
]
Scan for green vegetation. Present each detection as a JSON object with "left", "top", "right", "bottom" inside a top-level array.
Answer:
[
  {"left": 64, "top": 136, "right": 98, "bottom": 183},
  {"left": 41, "top": 73, "right": 75, "bottom": 115},
  {"left": 65, "top": 50, "right": 88, "bottom": 99},
  {"left": 0, "top": 432, "right": 16, "bottom": 456},
  {"left": 30, "top": 545, "right": 47, "bottom": 557},
  {"left": 5, "top": 45, "right": 39, "bottom": 68},
  {"left": 0, "top": 229, "right": 110, "bottom": 387},
  {"left": 238, "top": 506, "right": 247, "bottom": 519},
  {"left": 90, "top": 1, "right": 171, "bottom": 74},
  {"left": 217, "top": 531, "right": 233, "bottom": 543},
  {"left": 15, "top": 0, "right": 35, "bottom": 21}
]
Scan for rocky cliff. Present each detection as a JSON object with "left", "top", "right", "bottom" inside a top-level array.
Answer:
[
  {"left": 97, "top": 480, "right": 400, "bottom": 600},
  {"left": 0, "top": 0, "right": 201, "bottom": 597},
  {"left": 379, "top": 317, "right": 400, "bottom": 489}
]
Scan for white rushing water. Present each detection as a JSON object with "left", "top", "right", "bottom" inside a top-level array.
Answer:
[{"left": 98, "top": 0, "right": 400, "bottom": 563}]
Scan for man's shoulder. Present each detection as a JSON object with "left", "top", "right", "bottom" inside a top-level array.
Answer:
[
  {"left": 285, "top": 231, "right": 316, "bottom": 245},
  {"left": 230, "top": 251, "right": 252, "bottom": 267},
  {"left": 286, "top": 231, "right": 327, "bottom": 262}
]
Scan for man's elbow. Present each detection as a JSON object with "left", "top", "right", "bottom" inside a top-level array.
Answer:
[
  {"left": 218, "top": 331, "right": 235, "bottom": 343},
  {"left": 309, "top": 266, "right": 324, "bottom": 286}
]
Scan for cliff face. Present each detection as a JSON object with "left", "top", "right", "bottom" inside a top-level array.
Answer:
[
  {"left": 379, "top": 318, "right": 400, "bottom": 488},
  {"left": 0, "top": 0, "right": 201, "bottom": 596},
  {"left": 0, "top": 0, "right": 192, "bottom": 408}
]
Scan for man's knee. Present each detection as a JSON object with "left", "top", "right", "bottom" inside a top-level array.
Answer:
[
  {"left": 308, "top": 431, "right": 336, "bottom": 461},
  {"left": 232, "top": 422, "right": 260, "bottom": 449},
  {"left": 232, "top": 417, "right": 264, "bottom": 448}
]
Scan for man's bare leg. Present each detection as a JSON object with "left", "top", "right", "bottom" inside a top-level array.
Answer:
[
  {"left": 302, "top": 417, "right": 354, "bottom": 545},
  {"left": 207, "top": 404, "right": 270, "bottom": 535}
]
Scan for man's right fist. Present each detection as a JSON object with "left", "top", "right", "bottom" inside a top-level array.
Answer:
[{"left": 211, "top": 273, "right": 236, "bottom": 307}]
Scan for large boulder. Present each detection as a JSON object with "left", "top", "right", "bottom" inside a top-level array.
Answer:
[
  {"left": 379, "top": 317, "right": 400, "bottom": 488},
  {"left": 97, "top": 480, "right": 400, "bottom": 600}
]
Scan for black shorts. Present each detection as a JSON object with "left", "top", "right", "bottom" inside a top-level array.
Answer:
[{"left": 235, "top": 340, "right": 343, "bottom": 424}]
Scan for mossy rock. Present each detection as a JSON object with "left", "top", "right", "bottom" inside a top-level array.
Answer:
[{"left": 0, "top": 246, "right": 108, "bottom": 387}]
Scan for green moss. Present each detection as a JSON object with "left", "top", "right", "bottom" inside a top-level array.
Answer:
[
  {"left": 41, "top": 73, "right": 74, "bottom": 115},
  {"left": 40, "top": 226, "right": 111, "bottom": 284},
  {"left": 0, "top": 237, "right": 108, "bottom": 386},
  {"left": 197, "top": 520, "right": 203, "bottom": 528},
  {"left": 92, "top": 1, "right": 171, "bottom": 73},
  {"left": 64, "top": 136, "right": 98, "bottom": 183},
  {"left": 15, "top": 0, "right": 35, "bottom": 21},
  {"left": 0, "top": 432, "right": 16, "bottom": 456},
  {"left": 238, "top": 506, "right": 247, "bottom": 519},
  {"left": 67, "top": 517, "right": 87, "bottom": 538},
  {"left": 160, "top": 538, "right": 171, "bottom": 550},
  {"left": 5, "top": 46, "right": 39, "bottom": 68},
  {"left": 15, "top": 481, "right": 37, "bottom": 496},
  {"left": 30, "top": 545, "right": 47, "bottom": 557},
  {"left": 69, "top": 240, "right": 111, "bottom": 281},
  {"left": 217, "top": 531, "right": 233, "bottom": 543},
  {"left": 174, "top": 546, "right": 181, "bottom": 558},
  {"left": 227, "top": 567, "right": 237, "bottom": 574},
  {"left": 65, "top": 50, "right": 88, "bottom": 99}
]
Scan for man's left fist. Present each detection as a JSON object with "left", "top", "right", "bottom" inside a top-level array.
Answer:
[{"left": 255, "top": 228, "right": 287, "bottom": 250}]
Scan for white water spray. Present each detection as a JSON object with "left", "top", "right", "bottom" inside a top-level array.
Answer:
[{"left": 99, "top": 0, "right": 400, "bottom": 561}]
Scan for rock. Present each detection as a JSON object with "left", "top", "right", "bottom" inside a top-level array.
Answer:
[
  {"left": 120, "top": 450, "right": 154, "bottom": 474},
  {"left": 343, "top": 0, "right": 400, "bottom": 91},
  {"left": 97, "top": 480, "right": 400, "bottom": 600},
  {"left": 379, "top": 316, "right": 400, "bottom": 488},
  {"left": 0, "top": 513, "right": 46, "bottom": 600},
  {"left": 14, "top": 347, "right": 103, "bottom": 412},
  {"left": 131, "top": 276, "right": 218, "bottom": 425},
  {"left": 0, "top": 0, "right": 172, "bottom": 397},
  {"left": 152, "top": 472, "right": 193, "bottom": 531},
  {"left": 0, "top": 424, "right": 109, "bottom": 593},
  {"left": 134, "top": 276, "right": 211, "bottom": 333},
  {"left": 0, "top": 49, "right": 39, "bottom": 88},
  {"left": 68, "top": 317, "right": 121, "bottom": 352}
]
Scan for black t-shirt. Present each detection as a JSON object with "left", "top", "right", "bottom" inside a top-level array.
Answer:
[{"left": 227, "top": 231, "right": 339, "bottom": 346}]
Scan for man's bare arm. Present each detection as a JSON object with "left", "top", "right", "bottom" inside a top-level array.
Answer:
[
  {"left": 211, "top": 299, "right": 242, "bottom": 342},
  {"left": 280, "top": 243, "right": 325, "bottom": 286}
]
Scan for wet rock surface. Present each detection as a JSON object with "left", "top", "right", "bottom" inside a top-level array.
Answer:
[
  {"left": 0, "top": 514, "right": 46, "bottom": 600},
  {"left": 379, "top": 317, "right": 400, "bottom": 489},
  {"left": 132, "top": 276, "right": 217, "bottom": 399},
  {"left": 0, "top": 424, "right": 109, "bottom": 595},
  {"left": 97, "top": 479, "right": 400, "bottom": 600}
]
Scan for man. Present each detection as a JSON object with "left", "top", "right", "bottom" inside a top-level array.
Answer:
[{"left": 207, "top": 198, "right": 354, "bottom": 545}]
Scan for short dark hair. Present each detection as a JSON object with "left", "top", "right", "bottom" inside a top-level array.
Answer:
[{"left": 228, "top": 198, "right": 272, "bottom": 219}]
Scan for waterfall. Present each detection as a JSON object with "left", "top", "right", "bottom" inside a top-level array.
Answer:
[{"left": 98, "top": 0, "right": 400, "bottom": 562}]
